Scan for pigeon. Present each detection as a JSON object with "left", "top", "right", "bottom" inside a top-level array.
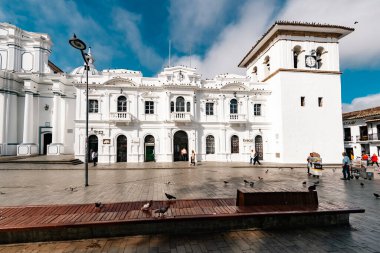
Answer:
[
  {"left": 244, "top": 179, "right": 249, "bottom": 184},
  {"left": 265, "top": 169, "right": 269, "bottom": 173},
  {"left": 360, "top": 182, "right": 364, "bottom": 187},
  {"left": 258, "top": 177, "right": 263, "bottom": 180},
  {"left": 308, "top": 185, "right": 316, "bottom": 191},
  {"left": 0, "top": 191, "right": 5, "bottom": 195},
  {"left": 224, "top": 181, "right": 229, "bottom": 184},
  {"left": 155, "top": 206, "right": 169, "bottom": 217},
  {"left": 95, "top": 202, "right": 102, "bottom": 208},
  {"left": 314, "top": 181, "right": 319, "bottom": 185},
  {"left": 354, "top": 21, "right": 358, "bottom": 24},
  {"left": 302, "top": 181, "right": 306, "bottom": 185},
  {"left": 141, "top": 200, "right": 153, "bottom": 211},
  {"left": 165, "top": 181, "right": 171, "bottom": 185},
  {"left": 290, "top": 167, "right": 293, "bottom": 170},
  {"left": 374, "top": 193, "right": 380, "bottom": 198},
  {"left": 249, "top": 182, "right": 254, "bottom": 187},
  {"left": 165, "top": 193, "right": 176, "bottom": 200}
]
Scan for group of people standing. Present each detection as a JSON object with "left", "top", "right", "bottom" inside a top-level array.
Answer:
[
  {"left": 341, "top": 151, "right": 379, "bottom": 180},
  {"left": 180, "top": 148, "right": 196, "bottom": 166}
]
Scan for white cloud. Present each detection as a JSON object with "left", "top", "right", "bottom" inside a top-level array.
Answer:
[
  {"left": 278, "top": 0, "right": 380, "bottom": 68},
  {"left": 170, "top": 0, "right": 277, "bottom": 78},
  {"left": 113, "top": 8, "right": 163, "bottom": 71},
  {"left": 342, "top": 93, "right": 380, "bottom": 112},
  {"left": 169, "top": 0, "right": 231, "bottom": 52}
]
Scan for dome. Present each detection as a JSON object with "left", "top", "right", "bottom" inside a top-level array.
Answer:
[{"left": 70, "top": 47, "right": 100, "bottom": 76}]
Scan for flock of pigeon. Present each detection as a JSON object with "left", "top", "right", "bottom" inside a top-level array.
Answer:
[{"left": 85, "top": 167, "right": 380, "bottom": 218}]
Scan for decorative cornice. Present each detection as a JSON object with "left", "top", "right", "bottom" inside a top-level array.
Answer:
[{"left": 261, "top": 68, "right": 341, "bottom": 82}]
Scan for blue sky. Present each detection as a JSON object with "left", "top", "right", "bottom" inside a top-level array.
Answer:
[{"left": 1, "top": 0, "right": 379, "bottom": 112}]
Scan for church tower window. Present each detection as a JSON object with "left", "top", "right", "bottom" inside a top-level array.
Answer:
[{"left": 293, "top": 45, "right": 301, "bottom": 68}]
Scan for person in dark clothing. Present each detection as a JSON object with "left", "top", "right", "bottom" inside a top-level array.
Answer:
[
  {"left": 253, "top": 152, "right": 261, "bottom": 165},
  {"left": 341, "top": 152, "right": 350, "bottom": 180}
]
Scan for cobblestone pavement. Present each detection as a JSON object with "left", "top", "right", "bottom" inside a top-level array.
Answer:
[{"left": 0, "top": 162, "right": 380, "bottom": 252}]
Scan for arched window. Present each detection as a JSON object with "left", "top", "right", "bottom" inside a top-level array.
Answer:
[
  {"left": 170, "top": 101, "right": 174, "bottom": 112},
  {"left": 316, "top": 47, "right": 324, "bottom": 69},
  {"left": 231, "top": 135, "right": 239, "bottom": 153},
  {"left": 176, "top": 96, "right": 185, "bottom": 112},
  {"left": 230, "top": 99, "right": 238, "bottom": 114},
  {"left": 186, "top": 102, "right": 190, "bottom": 112},
  {"left": 293, "top": 45, "right": 301, "bottom": 68},
  {"left": 117, "top": 96, "right": 127, "bottom": 112},
  {"left": 263, "top": 56, "right": 270, "bottom": 75},
  {"left": 206, "top": 135, "right": 215, "bottom": 154}
]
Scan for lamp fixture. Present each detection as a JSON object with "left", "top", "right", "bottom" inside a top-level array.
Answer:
[{"left": 44, "top": 104, "right": 49, "bottom": 111}]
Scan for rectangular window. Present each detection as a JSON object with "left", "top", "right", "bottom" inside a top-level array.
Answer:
[
  {"left": 254, "top": 104, "right": 261, "bottom": 116},
  {"left": 145, "top": 101, "right": 154, "bottom": 114},
  {"left": 344, "top": 128, "right": 351, "bottom": 142},
  {"left": 206, "top": 103, "right": 214, "bottom": 115},
  {"left": 89, "top": 100, "right": 98, "bottom": 113},
  {"left": 301, "top": 97, "right": 305, "bottom": 107},
  {"left": 318, "top": 97, "right": 323, "bottom": 107}
]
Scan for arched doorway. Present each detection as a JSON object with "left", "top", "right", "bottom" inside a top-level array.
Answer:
[
  {"left": 88, "top": 135, "right": 98, "bottom": 162},
  {"left": 43, "top": 133, "right": 52, "bottom": 155},
  {"left": 173, "top": 130, "right": 188, "bottom": 161},
  {"left": 117, "top": 135, "right": 127, "bottom": 162},
  {"left": 255, "top": 135, "right": 263, "bottom": 160},
  {"left": 144, "top": 135, "right": 155, "bottom": 162}
]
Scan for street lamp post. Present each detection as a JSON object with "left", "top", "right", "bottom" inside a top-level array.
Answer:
[{"left": 69, "top": 34, "right": 89, "bottom": 187}]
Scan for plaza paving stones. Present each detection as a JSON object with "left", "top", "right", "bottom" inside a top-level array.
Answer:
[{"left": 0, "top": 160, "right": 380, "bottom": 252}]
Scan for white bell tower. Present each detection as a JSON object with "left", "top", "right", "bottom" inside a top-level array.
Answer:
[{"left": 239, "top": 21, "right": 354, "bottom": 163}]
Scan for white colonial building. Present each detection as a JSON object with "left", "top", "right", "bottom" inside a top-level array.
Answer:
[
  {"left": 0, "top": 21, "right": 354, "bottom": 163},
  {"left": 343, "top": 107, "right": 380, "bottom": 157}
]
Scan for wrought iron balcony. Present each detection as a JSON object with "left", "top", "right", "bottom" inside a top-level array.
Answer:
[
  {"left": 356, "top": 135, "right": 368, "bottom": 141},
  {"left": 110, "top": 112, "right": 132, "bottom": 123},
  {"left": 344, "top": 136, "right": 352, "bottom": 142},
  {"left": 170, "top": 112, "right": 191, "bottom": 122},
  {"left": 368, "top": 133, "right": 380, "bottom": 141}
]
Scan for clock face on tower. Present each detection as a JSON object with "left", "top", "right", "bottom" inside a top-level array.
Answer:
[{"left": 305, "top": 55, "right": 316, "bottom": 68}]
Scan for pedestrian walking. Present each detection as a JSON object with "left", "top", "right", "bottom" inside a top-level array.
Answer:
[
  {"left": 92, "top": 150, "right": 98, "bottom": 166},
  {"left": 181, "top": 148, "right": 187, "bottom": 161},
  {"left": 371, "top": 153, "right": 379, "bottom": 167},
  {"left": 253, "top": 152, "right": 261, "bottom": 165},
  {"left": 306, "top": 153, "right": 313, "bottom": 174},
  {"left": 190, "top": 150, "right": 196, "bottom": 166},
  {"left": 341, "top": 152, "right": 350, "bottom": 180},
  {"left": 362, "top": 152, "right": 369, "bottom": 166},
  {"left": 250, "top": 149, "right": 255, "bottom": 164}
]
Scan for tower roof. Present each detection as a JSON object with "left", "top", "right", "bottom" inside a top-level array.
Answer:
[{"left": 238, "top": 21, "right": 354, "bottom": 68}]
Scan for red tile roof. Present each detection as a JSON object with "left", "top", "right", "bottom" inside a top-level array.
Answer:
[{"left": 343, "top": 106, "right": 380, "bottom": 120}]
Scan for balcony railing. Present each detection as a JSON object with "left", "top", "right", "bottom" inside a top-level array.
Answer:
[
  {"left": 110, "top": 112, "right": 132, "bottom": 122},
  {"left": 356, "top": 135, "right": 368, "bottom": 141},
  {"left": 171, "top": 112, "right": 191, "bottom": 122},
  {"left": 229, "top": 114, "right": 247, "bottom": 123},
  {"left": 344, "top": 136, "right": 352, "bottom": 142},
  {"left": 368, "top": 133, "right": 380, "bottom": 141}
]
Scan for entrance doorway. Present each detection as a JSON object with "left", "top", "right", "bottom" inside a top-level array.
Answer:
[
  {"left": 144, "top": 135, "right": 155, "bottom": 162},
  {"left": 255, "top": 135, "right": 263, "bottom": 160},
  {"left": 117, "top": 135, "right": 127, "bottom": 162},
  {"left": 43, "top": 133, "right": 52, "bottom": 155},
  {"left": 345, "top": 148, "right": 354, "bottom": 159},
  {"left": 88, "top": 135, "right": 98, "bottom": 162},
  {"left": 173, "top": 130, "right": 188, "bottom": 161}
]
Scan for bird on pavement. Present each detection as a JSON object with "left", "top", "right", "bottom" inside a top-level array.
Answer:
[
  {"left": 308, "top": 185, "right": 316, "bottom": 191},
  {"left": 165, "top": 181, "right": 171, "bottom": 185},
  {"left": 374, "top": 193, "right": 380, "bottom": 198},
  {"left": 95, "top": 202, "right": 102, "bottom": 208},
  {"left": 265, "top": 169, "right": 269, "bottom": 173},
  {"left": 224, "top": 181, "right": 229, "bottom": 184},
  {"left": 155, "top": 205, "right": 170, "bottom": 217},
  {"left": 360, "top": 182, "right": 364, "bottom": 187},
  {"left": 141, "top": 200, "right": 153, "bottom": 211},
  {"left": 165, "top": 193, "right": 176, "bottom": 200},
  {"left": 258, "top": 177, "right": 263, "bottom": 180},
  {"left": 302, "top": 181, "right": 307, "bottom": 185},
  {"left": 244, "top": 179, "right": 249, "bottom": 184},
  {"left": 0, "top": 191, "right": 5, "bottom": 195},
  {"left": 249, "top": 182, "right": 254, "bottom": 187}
]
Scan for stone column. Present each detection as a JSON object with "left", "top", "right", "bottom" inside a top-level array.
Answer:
[
  {"left": 48, "top": 92, "right": 64, "bottom": 155},
  {"left": 17, "top": 91, "right": 38, "bottom": 156}
]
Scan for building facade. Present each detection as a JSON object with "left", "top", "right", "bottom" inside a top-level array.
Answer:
[
  {"left": 0, "top": 21, "right": 354, "bottom": 163},
  {"left": 343, "top": 107, "right": 380, "bottom": 158}
]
